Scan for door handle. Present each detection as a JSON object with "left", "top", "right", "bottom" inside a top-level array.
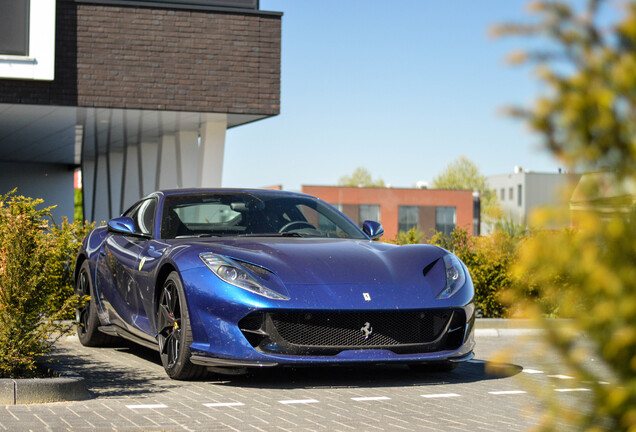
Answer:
[{"left": 147, "top": 245, "right": 163, "bottom": 258}]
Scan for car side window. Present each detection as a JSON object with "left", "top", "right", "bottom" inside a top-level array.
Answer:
[{"left": 125, "top": 199, "right": 156, "bottom": 236}]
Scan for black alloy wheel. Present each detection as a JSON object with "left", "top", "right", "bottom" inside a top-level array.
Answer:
[
  {"left": 157, "top": 277, "right": 181, "bottom": 369},
  {"left": 75, "top": 261, "right": 116, "bottom": 346},
  {"left": 157, "top": 272, "right": 207, "bottom": 380}
]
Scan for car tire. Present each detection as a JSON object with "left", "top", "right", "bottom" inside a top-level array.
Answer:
[
  {"left": 157, "top": 271, "right": 207, "bottom": 380},
  {"left": 75, "top": 260, "right": 117, "bottom": 347},
  {"left": 408, "top": 361, "right": 458, "bottom": 373}
]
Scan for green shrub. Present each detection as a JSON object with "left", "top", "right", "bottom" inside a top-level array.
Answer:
[
  {"left": 495, "top": 0, "right": 636, "bottom": 429},
  {"left": 0, "top": 191, "right": 73, "bottom": 377},
  {"left": 0, "top": 190, "right": 91, "bottom": 378},
  {"left": 430, "top": 228, "right": 516, "bottom": 318},
  {"left": 74, "top": 188, "right": 83, "bottom": 222},
  {"left": 392, "top": 227, "right": 425, "bottom": 245},
  {"left": 493, "top": 217, "right": 529, "bottom": 238},
  {"left": 387, "top": 226, "right": 516, "bottom": 317},
  {"left": 508, "top": 210, "right": 636, "bottom": 430},
  {"left": 46, "top": 218, "right": 95, "bottom": 320}
]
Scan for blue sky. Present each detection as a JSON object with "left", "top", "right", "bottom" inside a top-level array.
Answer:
[{"left": 222, "top": 0, "right": 563, "bottom": 191}]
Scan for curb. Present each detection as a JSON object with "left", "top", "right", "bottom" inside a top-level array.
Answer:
[
  {"left": 473, "top": 318, "right": 571, "bottom": 337},
  {"left": 474, "top": 318, "right": 540, "bottom": 329},
  {"left": 475, "top": 328, "right": 545, "bottom": 337},
  {"left": 0, "top": 362, "right": 90, "bottom": 405}
]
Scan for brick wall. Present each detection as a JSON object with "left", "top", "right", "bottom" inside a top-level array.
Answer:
[
  {"left": 0, "top": 0, "right": 281, "bottom": 115},
  {"left": 303, "top": 186, "right": 475, "bottom": 240}
]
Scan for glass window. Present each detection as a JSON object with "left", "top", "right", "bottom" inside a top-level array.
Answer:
[
  {"left": 359, "top": 204, "right": 380, "bottom": 224},
  {"left": 0, "top": 0, "right": 29, "bottom": 56},
  {"left": 299, "top": 204, "right": 345, "bottom": 237},
  {"left": 175, "top": 202, "right": 240, "bottom": 224},
  {"left": 160, "top": 193, "right": 367, "bottom": 240},
  {"left": 518, "top": 184, "right": 522, "bottom": 207},
  {"left": 398, "top": 206, "right": 419, "bottom": 233},
  {"left": 509, "top": 187, "right": 513, "bottom": 200},
  {"left": 436, "top": 207, "right": 456, "bottom": 236},
  {"left": 125, "top": 198, "right": 156, "bottom": 236},
  {"left": 500, "top": 188, "right": 505, "bottom": 200}
]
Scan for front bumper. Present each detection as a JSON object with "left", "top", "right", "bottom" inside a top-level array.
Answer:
[
  {"left": 187, "top": 307, "right": 475, "bottom": 367},
  {"left": 180, "top": 267, "right": 476, "bottom": 368}
]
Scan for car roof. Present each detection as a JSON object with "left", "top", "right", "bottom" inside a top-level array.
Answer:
[{"left": 151, "top": 188, "right": 313, "bottom": 200}]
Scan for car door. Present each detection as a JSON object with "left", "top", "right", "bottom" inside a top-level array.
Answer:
[{"left": 95, "top": 198, "right": 156, "bottom": 336}]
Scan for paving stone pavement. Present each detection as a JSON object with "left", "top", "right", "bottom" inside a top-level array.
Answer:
[{"left": 0, "top": 333, "right": 603, "bottom": 432}]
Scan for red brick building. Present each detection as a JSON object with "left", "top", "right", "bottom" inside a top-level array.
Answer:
[{"left": 302, "top": 186, "right": 477, "bottom": 240}]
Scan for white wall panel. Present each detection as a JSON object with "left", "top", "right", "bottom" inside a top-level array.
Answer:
[
  {"left": 81, "top": 110, "right": 228, "bottom": 222},
  {"left": 198, "top": 116, "right": 227, "bottom": 187},
  {"left": 122, "top": 144, "right": 141, "bottom": 212},
  {"left": 178, "top": 131, "right": 199, "bottom": 188},
  {"left": 140, "top": 141, "right": 159, "bottom": 197},
  {"left": 158, "top": 135, "right": 178, "bottom": 190},
  {"left": 93, "top": 154, "right": 109, "bottom": 222},
  {"left": 108, "top": 151, "right": 124, "bottom": 215}
]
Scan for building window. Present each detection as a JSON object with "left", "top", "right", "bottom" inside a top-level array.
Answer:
[
  {"left": 359, "top": 204, "right": 380, "bottom": 224},
  {"left": 0, "top": 0, "right": 56, "bottom": 81},
  {"left": 500, "top": 188, "right": 505, "bottom": 200},
  {"left": 398, "top": 206, "right": 419, "bottom": 233},
  {"left": 0, "top": 0, "right": 29, "bottom": 56},
  {"left": 473, "top": 194, "right": 481, "bottom": 236},
  {"left": 517, "top": 184, "right": 522, "bottom": 207},
  {"left": 436, "top": 207, "right": 456, "bottom": 236},
  {"left": 509, "top": 187, "right": 513, "bottom": 201}
]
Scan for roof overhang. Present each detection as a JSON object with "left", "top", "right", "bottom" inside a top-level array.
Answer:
[{"left": 0, "top": 103, "right": 267, "bottom": 165}]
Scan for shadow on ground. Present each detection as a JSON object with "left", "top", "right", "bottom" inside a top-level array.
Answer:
[
  {"left": 48, "top": 339, "right": 179, "bottom": 398},
  {"left": 51, "top": 338, "right": 522, "bottom": 394},
  {"left": 205, "top": 360, "right": 523, "bottom": 390}
]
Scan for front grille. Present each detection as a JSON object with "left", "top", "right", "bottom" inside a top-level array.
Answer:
[
  {"left": 239, "top": 309, "right": 465, "bottom": 356},
  {"left": 272, "top": 311, "right": 449, "bottom": 346}
]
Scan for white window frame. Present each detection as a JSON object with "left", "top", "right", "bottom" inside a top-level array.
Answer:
[{"left": 0, "top": 0, "right": 56, "bottom": 80}]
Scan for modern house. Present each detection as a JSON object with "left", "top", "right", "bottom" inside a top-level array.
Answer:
[
  {"left": 486, "top": 168, "right": 579, "bottom": 228},
  {"left": 0, "top": 0, "right": 281, "bottom": 222},
  {"left": 301, "top": 185, "right": 477, "bottom": 240}
]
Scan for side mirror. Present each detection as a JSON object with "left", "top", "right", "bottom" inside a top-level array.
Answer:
[
  {"left": 362, "top": 220, "right": 384, "bottom": 240},
  {"left": 108, "top": 217, "right": 144, "bottom": 237}
]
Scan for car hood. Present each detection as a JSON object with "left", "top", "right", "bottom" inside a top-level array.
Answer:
[{"left": 187, "top": 237, "right": 447, "bottom": 287}]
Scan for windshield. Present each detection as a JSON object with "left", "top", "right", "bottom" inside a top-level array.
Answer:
[{"left": 160, "top": 192, "right": 368, "bottom": 240}]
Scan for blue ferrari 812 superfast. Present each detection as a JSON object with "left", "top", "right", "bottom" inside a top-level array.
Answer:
[{"left": 75, "top": 189, "right": 475, "bottom": 379}]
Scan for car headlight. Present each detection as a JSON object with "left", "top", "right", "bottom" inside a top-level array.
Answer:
[
  {"left": 436, "top": 254, "right": 467, "bottom": 299},
  {"left": 199, "top": 253, "right": 289, "bottom": 300}
]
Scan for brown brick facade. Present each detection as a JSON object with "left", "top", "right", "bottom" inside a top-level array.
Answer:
[
  {"left": 303, "top": 186, "right": 475, "bottom": 240},
  {"left": 0, "top": 0, "right": 281, "bottom": 115}
]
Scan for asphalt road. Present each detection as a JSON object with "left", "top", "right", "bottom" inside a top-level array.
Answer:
[{"left": 1, "top": 332, "right": 602, "bottom": 432}]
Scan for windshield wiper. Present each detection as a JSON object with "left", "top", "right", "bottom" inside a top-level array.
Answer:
[
  {"left": 175, "top": 233, "right": 222, "bottom": 238},
  {"left": 238, "top": 232, "right": 307, "bottom": 238}
]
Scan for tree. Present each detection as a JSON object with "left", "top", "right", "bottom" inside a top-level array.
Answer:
[
  {"left": 338, "top": 167, "right": 385, "bottom": 188},
  {"left": 494, "top": 1, "right": 636, "bottom": 430},
  {"left": 432, "top": 155, "right": 502, "bottom": 219}
]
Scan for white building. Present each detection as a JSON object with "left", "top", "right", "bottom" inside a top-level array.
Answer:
[{"left": 486, "top": 167, "right": 580, "bottom": 227}]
